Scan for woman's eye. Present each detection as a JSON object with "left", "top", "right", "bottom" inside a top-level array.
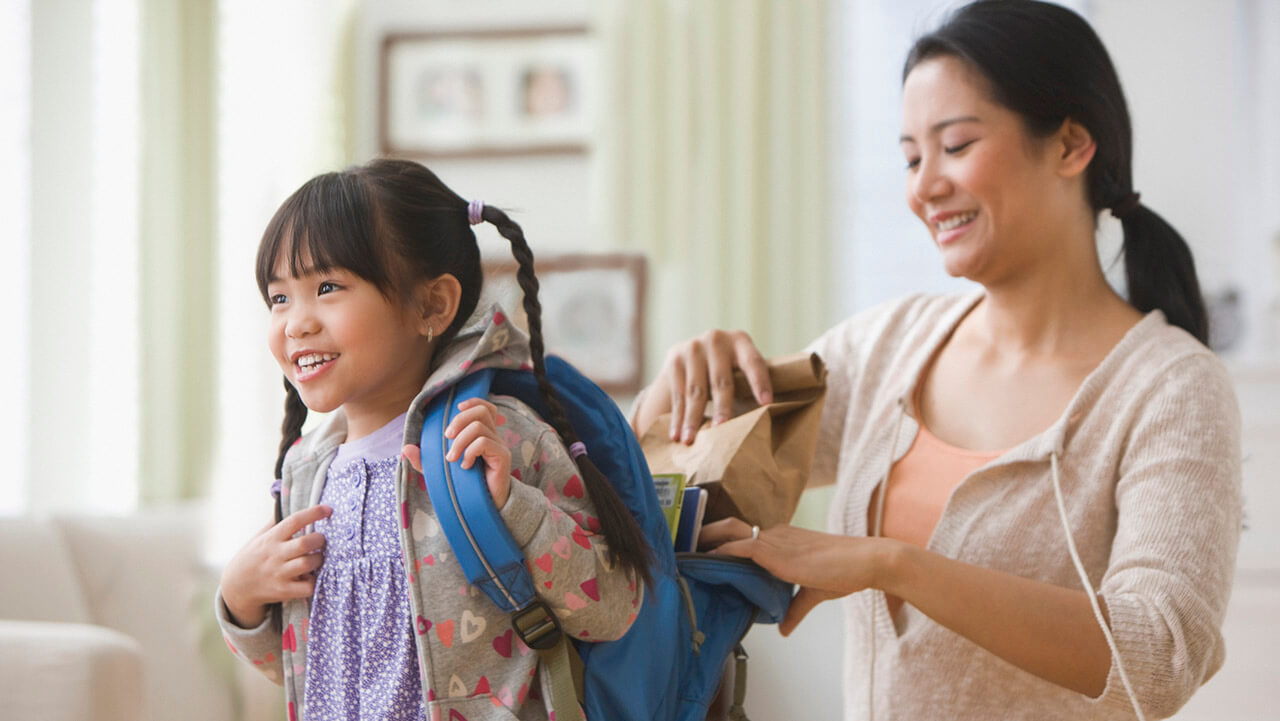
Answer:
[
  {"left": 944, "top": 139, "right": 976, "bottom": 154},
  {"left": 904, "top": 157, "right": 921, "bottom": 170}
]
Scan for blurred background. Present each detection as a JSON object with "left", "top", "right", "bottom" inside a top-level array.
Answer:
[{"left": 1, "top": 1, "right": 1276, "bottom": 720}]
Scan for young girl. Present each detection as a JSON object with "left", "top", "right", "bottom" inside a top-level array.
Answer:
[{"left": 215, "top": 159, "right": 649, "bottom": 721}]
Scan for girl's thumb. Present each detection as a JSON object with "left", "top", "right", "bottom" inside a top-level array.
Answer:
[{"left": 401, "top": 444, "right": 424, "bottom": 475}]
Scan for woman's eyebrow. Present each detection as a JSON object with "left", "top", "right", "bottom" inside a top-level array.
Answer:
[{"left": 899, "top": 115, "right": 982, "bottom": 144}]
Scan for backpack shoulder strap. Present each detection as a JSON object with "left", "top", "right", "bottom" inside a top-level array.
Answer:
[
  {"left": 420, "top": 369, "right": 536, "bottom": 614},
  {"left": 420, "top": 368, "right": 584, "bottom": 721}
]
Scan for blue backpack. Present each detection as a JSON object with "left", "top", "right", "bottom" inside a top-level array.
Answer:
[{"left": 420, "top": 358, "right": 794, "bottom": 721}]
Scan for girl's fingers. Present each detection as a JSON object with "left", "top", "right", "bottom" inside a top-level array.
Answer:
[
  {"left": 274, "top": 504, "right": 332, "bottom": 540},
  {"left": 445, "top": 401, "right": 501, "bottom": 440},
  {"left": 459, "top": 435, "right": 509, "bottom": 473},
  {"left": 284, "top": 530, "right": 327, "bottom": 559},
  {"left": 281, "top": 552, "right": 325, "bottom": 580},
  {"left": 445, "top": 420, "right": 498, "bottom": 463},
  {"left": 401, "top": 444, "right": 424, "bottom": 474},
  {"left": 280, "top": 578, "right": 317, "bottom": 602}
]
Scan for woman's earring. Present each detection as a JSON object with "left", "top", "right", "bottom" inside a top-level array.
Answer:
[{"left": 427, "top": 325, "right": 434, "bottom": 343}]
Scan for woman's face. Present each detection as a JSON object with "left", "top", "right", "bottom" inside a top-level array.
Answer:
[{"left": 900, "top": 56, "right": 1066, "bottom": 284}]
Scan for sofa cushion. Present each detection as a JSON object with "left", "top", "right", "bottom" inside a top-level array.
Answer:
[
  {"left": 0, "top": 619, "right": 144, "bottom": 721},
  {"left": 0, "top": 516, "right": 92, "bottom": 623},
  {"left": 53, "top": 503, "right": 237, "bottom": 721}
]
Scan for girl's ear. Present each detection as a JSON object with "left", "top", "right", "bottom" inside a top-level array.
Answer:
[
  {"left": 415, "top": 274, "right": 463, "bottom": 339},
  {"left": 1055, "top": 118, "right": 1096, "bottom": 179}
]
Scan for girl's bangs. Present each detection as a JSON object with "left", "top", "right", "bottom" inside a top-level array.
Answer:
[{"left": 254, "top": 172, "right": 392, "bottom": 302}]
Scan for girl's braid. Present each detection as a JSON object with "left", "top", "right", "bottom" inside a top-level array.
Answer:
[{"left": 484, "top": 204, "right": 654, "bottom": 588}]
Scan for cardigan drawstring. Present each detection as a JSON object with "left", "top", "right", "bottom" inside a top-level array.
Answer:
[{"left": 1050, "top": 451, "right": 1147, "bottom": 721}]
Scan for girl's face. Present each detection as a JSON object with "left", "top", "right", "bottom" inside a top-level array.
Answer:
[
  {"left": 266, "top": 255, "right": 433, "bottom": 438},
  {"left": 899, "top": 56, "right": 1067, "bottom": 284}
]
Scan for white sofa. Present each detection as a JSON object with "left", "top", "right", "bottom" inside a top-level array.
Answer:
[{"left": 0, "top": 504, "right": 280, "bottom": 721}]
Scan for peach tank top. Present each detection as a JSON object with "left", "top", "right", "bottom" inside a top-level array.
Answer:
[{"left": 873, "top": 421, "right": 1006, "bottom": 618}]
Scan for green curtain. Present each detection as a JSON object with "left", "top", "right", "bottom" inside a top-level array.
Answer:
[
  {"left": 597, "top": 0, "right": 835, "bottom": 371},
  {"left": 596, "top": 0, "right": 836, "bottom": 529}
]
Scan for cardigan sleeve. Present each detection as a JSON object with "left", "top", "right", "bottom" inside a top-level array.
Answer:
[
  {"left": 1089, "top": 352, "right": 1242, "bottom": 718},
  {"left": 492, "top": 395, "right": 644, "bottom": 642},
  {"left": 213, "top": 588, "right": 286, "bottom": 685}
]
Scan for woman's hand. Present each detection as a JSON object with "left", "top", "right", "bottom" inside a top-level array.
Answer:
[
  {"left": 631, "top": 329, "right": 773, "bottom": 444},
  {"left": 402, "top": 398, "right": 513, "bottom": 509},
  {"left": 220, "top": 504, "right": 331, "bottom": 629},
  {"left": 702, "top": 517, "right": 895, "bottom": 636}
]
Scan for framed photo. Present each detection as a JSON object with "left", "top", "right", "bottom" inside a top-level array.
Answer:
[
  {"left": 480, "top": 254, "right": 647, "bottom": 395},
  {"left": 380, "top": 28, "right": 593, "bottom": 158}
]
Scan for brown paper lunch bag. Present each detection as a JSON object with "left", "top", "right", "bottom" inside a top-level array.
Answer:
[{"left": 639, "top": 352, "right": 827, "bottom": 530}]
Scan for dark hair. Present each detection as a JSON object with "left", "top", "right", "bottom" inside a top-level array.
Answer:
[
  {"left": 903, "top": 0, "right": 1208, "bottom": 344},
  {"left": 257, "top": 158, "right": 652, "bottom": 586}
]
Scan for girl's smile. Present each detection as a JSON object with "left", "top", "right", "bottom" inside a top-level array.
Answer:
[
  {"left": 291, "top": 350, "right": 340, "bottom": 382},
  {"left": 266, "top": 260, "right": 434, "bottom": 440}
]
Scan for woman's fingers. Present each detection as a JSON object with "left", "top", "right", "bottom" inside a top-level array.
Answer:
[
  {"left": 706, "top": 337, "right": 739, "bottom": 426},
  {"left": 733, "top": 334, "right": 773, "bottom": 406},
  {"left": 680, "top": 341, "right": 710, "bottom": 444},
  {"left": 667, "top": 352, "right": 688, "bottom": 441},
  {"left": 697, "top": 517, "right": 754, "bottom": 550},
  {"left": 779, "top": 586, "right": 841, "bottom": 636}
]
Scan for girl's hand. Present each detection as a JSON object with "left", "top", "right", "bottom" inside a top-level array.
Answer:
[
  {"left": 702, "top": 517, "right": 895, "bottom": 636},
  {"left": 404, "top": 398, "right": 513, "bottom": 509},
  {"left": 220, "top": 504, "right": 332, "bottom": 629},
  {"left": 632, "top": 330, "right": 772, "bottom": 445}
]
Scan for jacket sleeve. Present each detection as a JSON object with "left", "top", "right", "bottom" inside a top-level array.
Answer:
[
  {"left": 1088, "top": 352, "right": 1242, "bottom": 718},
  {"left": 212, "top": 587, "right": 286, "bottom": 685},
  {"left": 493, "top": 396, "right": 644, "bottom": 642}
]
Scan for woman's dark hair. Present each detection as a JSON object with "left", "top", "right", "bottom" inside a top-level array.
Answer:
[
  {"left": 903, "top": 0, "right": 1208, "bottom": 344},
  {"left": 256, "top": 158, "right": 652, "bottom": 586}
]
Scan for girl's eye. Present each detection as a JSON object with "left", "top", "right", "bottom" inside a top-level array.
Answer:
[
  {"left": 944, "top": 139, "right": 976, "bottom": 154},
  {"left": 318, "top": 281, "right": 340, "bottom": 295},
  {"left": 269, "top": 293, "right": 288, "bottom": 306}
]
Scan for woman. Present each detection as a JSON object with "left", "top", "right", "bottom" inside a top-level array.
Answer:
[{"left": 631, "top": 2, "right": 1241, "bottom": 719}]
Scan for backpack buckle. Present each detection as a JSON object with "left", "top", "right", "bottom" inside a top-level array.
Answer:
[{"left": 512, "top": 600, "right": 563, "bottom": 650}]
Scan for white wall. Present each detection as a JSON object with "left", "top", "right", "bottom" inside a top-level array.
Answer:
[{"left": 355, "top": 0, "right": 605, "bottom": 264}]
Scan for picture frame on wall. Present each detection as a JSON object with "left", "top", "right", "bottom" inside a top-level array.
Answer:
[
  {"left": 479, "top": 254, "right": 646, "bottom": 395},
  {"left": 379, "top": 27, "right": 593, "bottom": 158}
]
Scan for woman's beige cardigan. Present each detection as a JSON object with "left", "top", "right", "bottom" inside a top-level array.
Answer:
[{"left": 807, "top": 292, "right": 1241, "bottom": 720}]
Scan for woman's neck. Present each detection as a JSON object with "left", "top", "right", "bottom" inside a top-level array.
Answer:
[{"left": 971, "top": 236, "right": 1140, "bottom": 360}]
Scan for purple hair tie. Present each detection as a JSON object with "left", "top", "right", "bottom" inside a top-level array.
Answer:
[
  {"left": 467, "top": 199, "right": 485, "bottom": 226},
  {"left": 569, "top": 442, "right": 587, "bottom": 459}
]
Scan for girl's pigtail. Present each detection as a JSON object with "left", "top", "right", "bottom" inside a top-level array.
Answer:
[
  {"left": 273, "top": 377, "right": 309, "bottom": 521},
  {"left": 483, "top": 204, "right": 655, "bottom": 589}
]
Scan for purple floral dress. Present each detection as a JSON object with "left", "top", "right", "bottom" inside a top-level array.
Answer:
[{"left": 305, "top": 412, "right": 426, "bottom": 721}]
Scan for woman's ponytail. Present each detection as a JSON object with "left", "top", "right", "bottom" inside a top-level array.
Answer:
[
  {"left": 483, "top": 204, "right": 655, "bottom": 589},
  {"left": 1114, "top": 200, "right": 1209, "bottom": 345}
]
